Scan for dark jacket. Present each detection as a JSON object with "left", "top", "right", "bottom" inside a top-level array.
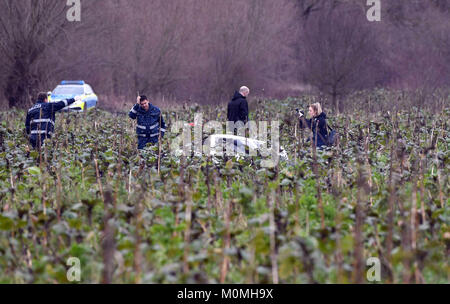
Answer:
[
  {"left": 299, "top": 112, "right": 328, "bottom": 147},
  {"left": 25, "top": 98, "right": 75, "bottom": 141},
  {"left": 129, "top": 103, "right": 166, "bottom": 148},
  {"left": 227, "top": 91, "right": 249, "bottom": 123}
]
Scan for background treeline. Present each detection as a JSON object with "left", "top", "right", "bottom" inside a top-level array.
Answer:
[{"left": 0, "top": 0, "right": 449, "bottom": 111}]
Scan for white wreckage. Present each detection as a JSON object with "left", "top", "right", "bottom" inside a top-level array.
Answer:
[{"left": 174, "top": 134, "right": 288, "bottom": 168}]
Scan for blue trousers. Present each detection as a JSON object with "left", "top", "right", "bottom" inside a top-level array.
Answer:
[
  {"left": 138, "top": 137, "right": 158, "bottom": 149},
  {"left": 29, "top": 135, "right": 47, "bottom": 150}
]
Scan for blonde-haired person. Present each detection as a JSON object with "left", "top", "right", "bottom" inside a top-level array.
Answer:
[{"left": 298, "top": 103, "right": 329, "bottom": 148}]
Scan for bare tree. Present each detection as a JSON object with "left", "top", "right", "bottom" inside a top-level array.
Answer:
[
  {"left": 381, "top": 1, "right": 450, "bottom": 108},
  {"left": 126, "top": 0, "right": 191, "bottom": 98},
  {"left": 0, "top": 0, "right": 71, "bottom": 108},
  {"left": 298, "top": 1, "right": 382, "bottom": 113},
  {"left": 194, "top": 0, "right": 296, "bottom": 102},
  {"left": 294, "top": 0, "right": 325, "bottom": 21},
  {"left": 0, "top": 0, "right": 447, "bottom": 109}
]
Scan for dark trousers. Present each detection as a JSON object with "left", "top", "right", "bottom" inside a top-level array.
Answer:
[
  {"left": 29, "top": 135, "right": 47, "bottom": 150},
  {"left": 138, "top": 136, "right": 158, "bottom": 150},
  {"left": 305, "top": 137, "right": 326, "bottom": 150}
]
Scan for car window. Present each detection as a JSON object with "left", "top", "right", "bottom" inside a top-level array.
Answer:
[
  {"left": 85, "top": 85, "right": 94, "bottom": 94},
  {"left": 53, "top": 85, "right": 84, "bottom": 95}
]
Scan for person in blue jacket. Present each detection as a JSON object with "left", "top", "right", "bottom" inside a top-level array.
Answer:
[
  {"left": 25, "top": 92, "right": 77, "bottom": 149},
  {"left": 129, "top": 95, "right": 166, "bottom": 150},
  {"left": 299, "top": 103, "right": 329, "bottom": 149}
]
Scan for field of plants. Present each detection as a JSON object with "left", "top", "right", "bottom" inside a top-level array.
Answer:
[{"left": 0, "top": 95, "right": 448, "bottom": 283}]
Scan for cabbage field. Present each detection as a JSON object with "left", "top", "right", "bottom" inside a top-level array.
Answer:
[{"left": 0, "top": 96, "right": 448, "bottom": 283}]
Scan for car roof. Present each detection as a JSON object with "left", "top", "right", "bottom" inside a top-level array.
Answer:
[{"left": 61, "top": 80, "right": 85, "bottom": 85}]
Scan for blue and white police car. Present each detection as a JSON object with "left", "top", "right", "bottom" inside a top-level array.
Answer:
[{"left": 48, "top": 80, "right": 98, "bottom": 112}]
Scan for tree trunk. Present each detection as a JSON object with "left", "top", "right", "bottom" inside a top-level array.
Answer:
[
  {"left": 332, "top": 91, "right": 339, "bottom": 114},
  {"left": 5, "top": 59, "right": 32, "bottom": 109}
]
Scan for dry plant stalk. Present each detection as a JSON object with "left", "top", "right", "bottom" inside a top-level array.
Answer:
[
  {"left": 312, "top": 132, "right": 325, "bottom": 230},
  {"left": 55, "top": 163, "right": 63, "bottom": 222},
  {"left": 214, "top": 171, "right": 223, "bottom": 214},
  {"left": 386, "top": 135, "right": 396, "bottom": 283},
  {"left": 101, "top": 190, "right": 115, "bottom": 284},
  {"left": 183, "top": 188, "right": 192, "bottom": 275},
  {"left": 134, "top": 197, "right": 143, "bottom": 283},
  {"left": 94, "top": 158, "right": 105, "bottom": 201},
  {"left": 220, "top": 200, "right": 232, "bottom": 283},
  {"left": 353, "top": 160, "right": 369, "bottom": 284},
  {"left": 269, "top": 189, "right": 279, "bottom": 284},
  {"left": 158, "top": 112, "right": 162, "bottom": 174}
]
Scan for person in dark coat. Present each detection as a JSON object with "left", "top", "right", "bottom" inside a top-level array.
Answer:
[
  {"left": 129, "top": 95, "right": 166, "bottom": 150},
  {"left": 227, "top": 86, "right": 250, "bottom": 124},
  {"left": 299, "top": 103, "right": 329, "bottom": 148},
  {"left": 25, "top": 92, "right": 77, "bottom": 149}
]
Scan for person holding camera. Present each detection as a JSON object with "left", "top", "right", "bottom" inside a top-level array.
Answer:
[{"left": 298, "top": 103, "right": 329, "bottom": 148}]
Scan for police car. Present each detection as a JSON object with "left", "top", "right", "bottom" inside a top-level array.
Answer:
[{"left": 48, "top": 80, "right": 98, "bottom": 112}]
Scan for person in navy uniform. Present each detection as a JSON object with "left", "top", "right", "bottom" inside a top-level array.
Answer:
[
  {"left": 25, "top": 92, "right": 78, "bottom": 149},
  {"left": 129, "top": 95, "right": 166, "bottom": 150}
]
